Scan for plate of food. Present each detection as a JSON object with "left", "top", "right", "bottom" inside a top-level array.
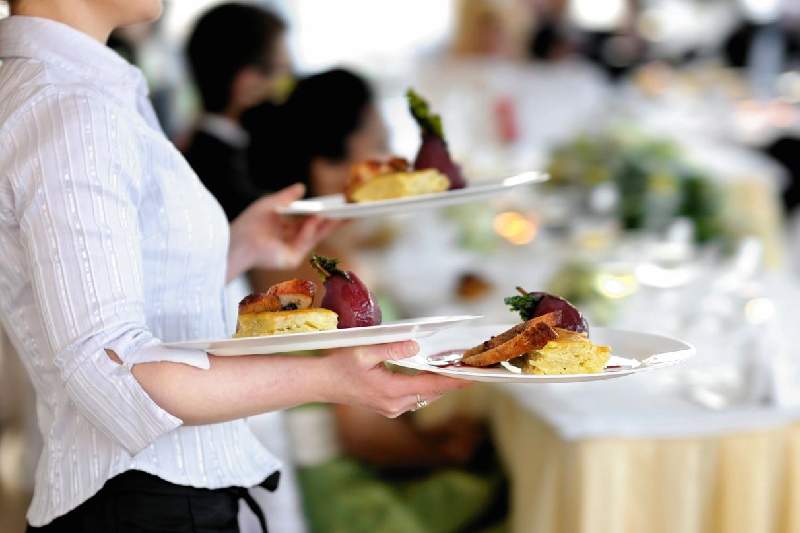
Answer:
[
  {"left": 278, "top": 89, "right": 548, "bottom": 219},
  {"left": 388, "top": 288, "right": 695, "bottom": 383},
  {"left": 163, "top": 255, "right": 481, "bottom": 356}
]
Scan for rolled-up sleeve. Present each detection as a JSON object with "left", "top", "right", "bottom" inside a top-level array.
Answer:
[{"left": 8, "top": 88, "right": 208, "bottom": 455}]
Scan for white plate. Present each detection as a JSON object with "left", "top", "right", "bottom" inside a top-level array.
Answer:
[
  {"left": 388, "top": 325, "right": 695, "bottom": 383},
  {"left": 277, "top": 171, "right": 548, "bottom": 219},
  {"left": 162, "top": 316, "right": 482, "bottom": 356}
]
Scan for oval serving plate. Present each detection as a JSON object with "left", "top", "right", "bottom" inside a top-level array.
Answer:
[{"left": 388, "top": 325, "right": 695, "bottom": 383}]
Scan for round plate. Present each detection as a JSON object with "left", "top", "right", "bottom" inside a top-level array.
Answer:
[
  {"left": 162, "top": 316, "right": 482, "bottom": 356},
  {"left": 277, "top": 171, "right": 548, "bottom": 219},
  {"left": 388, "top": 325, "right": 695, "bottom": 383}
]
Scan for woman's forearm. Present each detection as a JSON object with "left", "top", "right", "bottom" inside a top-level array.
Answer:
[
  {"left": 131, "top": 354, "right": 331, "bottom": 425},
  {"left": 126, "top": 341, "right": 470, "bottom": 429}
]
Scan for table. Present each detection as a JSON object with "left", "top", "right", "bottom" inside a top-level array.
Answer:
[{"left": 418, "top": 386, "right": 800, "bottom": 533}]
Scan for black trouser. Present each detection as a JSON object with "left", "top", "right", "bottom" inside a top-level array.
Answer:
[{"left": 27, "top": 470, "right": 280, "bottom": 533}]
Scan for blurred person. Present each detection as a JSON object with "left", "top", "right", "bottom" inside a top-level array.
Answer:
[
  {"left": 596, "top": 0, "right": 651, "bottom": 81},
  {"left": 0, "top": 2, "right": 470, "bottom": 533},
  {"left": 184, "top": 2, "right": 291, "bottom": 221},
  {"left": 246, "top": 68, "right": 388, "bottom": 198},
  {"left": 107, "top": 14, "right": 183, "bottom": 138},
  {"left": 242, "top": 70, "right": 506, "bottom": 533},
  {"left": 451, "top": 0, "right": 534, "bottom": 60},
  {"left": 523, "top": 0, "right": 577, "bottom": 62},
  {"left": 244, "top": 68, "right": 388, "bottom": 292},
  {"left": 294, "top": 397, "right": 507, "bottom": 533}
]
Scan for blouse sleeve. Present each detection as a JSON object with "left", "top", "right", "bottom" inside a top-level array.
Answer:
[{"left": 7, "top": 88, "right": 209, "bottom": 456}]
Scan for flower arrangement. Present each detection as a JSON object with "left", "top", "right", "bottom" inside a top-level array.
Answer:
[{"left": 547, "top": 131, "right": 724, "bottom": 244}]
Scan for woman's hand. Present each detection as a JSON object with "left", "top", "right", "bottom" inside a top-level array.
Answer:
[
  {"left": 317, "top": 341, "right": 471, "bottom": 418},
  {"left": 227, "top": 184, "right": 341, "bottom": 281}
]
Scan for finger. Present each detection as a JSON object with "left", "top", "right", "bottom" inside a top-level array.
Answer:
[
  {"left": 410, "top": 392, "right": 444, "bottom": 407},
  {"left": 392, "top": 393, "right": 444, "bottom": 417},
  {"left": 284, "top": 216, "right": 341, "bottom": 246},
  {"left": 265, "top": 183, "right": 306, "bottom": 207},
  {"left": 290, "top": 216, "right": 327, "bottom": 250},
  {"left": 317, "top": 218, "right": 345, "bottom": 240},
  {"left": 351, "top": 341, "right": 420, "bottom": 367},
  {"left": 386, "top": 372, "right": 472, "bottom": 397},
  {"left": 282, "top": 220, "right": 325, "bottom": 266}
]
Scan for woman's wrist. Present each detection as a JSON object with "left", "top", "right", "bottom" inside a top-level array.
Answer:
[{"left": 304, "top": 354, "right": 340, "bottom": 405}]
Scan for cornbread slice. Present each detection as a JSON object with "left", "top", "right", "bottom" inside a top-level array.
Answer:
[
  {"left": 521, "top": 328, "right": 610, "bottom": 375},
  {"left": 347, "top": 169, "right": 449, "bottom": 203},
  {"left": 235, "top": 308, "right": 338, "bottom": 337}
]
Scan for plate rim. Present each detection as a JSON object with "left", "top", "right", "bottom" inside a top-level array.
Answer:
[
  {"left": 277, "top": 171, "right": 548, "bottom": 215},
  {"left": 387, "top": 326, "right": 696, "bottom": 381},
  {"left": 162, "top": 314, "right": 483, "bottom": 349}
]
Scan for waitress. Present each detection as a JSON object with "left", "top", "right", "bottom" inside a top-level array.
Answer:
[{"left": 0, "top": 1, "right": 468, "bottom": 532}]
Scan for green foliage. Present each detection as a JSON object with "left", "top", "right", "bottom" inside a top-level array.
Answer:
[
  {"left": 503, "top": 293, "right": 542, "bottom": 320},
  {"left": 310, "top": 254, "right": 350, "bottom": 281},
  {"left": 547, "top": 131, "right": 725, "bottom": 244},
  {"left": 546, "top": 261, "right": 621, "bottom": 325},
  {"left": 407, "top": 88, "right": 445, "bottom": 140}
]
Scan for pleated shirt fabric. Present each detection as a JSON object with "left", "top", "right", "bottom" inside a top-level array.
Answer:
[{"left": 0, "top": 15, "right": 280, "bottom": 526}]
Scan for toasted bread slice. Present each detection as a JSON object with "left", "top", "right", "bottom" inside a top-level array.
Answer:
[
  {"left": 461, "top": 321, "right": 557, "bottom": 367},
  {"left": 461, "top": 311, "right": 562, "bottom": 359}
]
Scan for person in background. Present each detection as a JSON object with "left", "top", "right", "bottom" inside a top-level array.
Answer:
[
  {"left": 107, "top": 15, "right": 181, "bottom": 137},
  {"left": 184, "top": 2, "right": 291, "bottom": 221},
  {"left": 245, "top": 68, "right": 388, "bottom": 198},
  {"left": 245, "top": 68, "right": 506, "bottom": 533},
  {"left": 450, "top": 0, "right": 533, "bottom": 60},
  {"left": 244, "top": 68, "right": 388, "bottom": 292},
  {"left": 184, "top": 7, "right": 310, "bottom": 532}
]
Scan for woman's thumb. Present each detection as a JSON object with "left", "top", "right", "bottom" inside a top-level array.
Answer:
[{"left": 357, "top": 341, "right": 420, "bottom": 367}]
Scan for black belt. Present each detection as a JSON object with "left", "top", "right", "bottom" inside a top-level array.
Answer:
[
  {"left": 28, "top": 469, "right": 281, "bottom": 533},
  {"left": 225, "top": 471, "right": 281, "bottom": 533}
]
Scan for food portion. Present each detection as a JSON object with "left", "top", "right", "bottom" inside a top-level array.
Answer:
[
  {"left": 515, "top": 328, "right": 610, "bottom": 375},
  {"left": 461, "top": 288, "right": 610, "bottom": 375},
  {"left": 233, "top": 257, "right": 383, "bottom": 337},
  {"left": 407, "top": 88, "right": 467, "bottom": 190},
  {"left": 311, "top": 255, "right": 382, "bottom": 329},
  {"left": 342, "top": 88, "right": 466, "bottom": 204},
  {"left": 504, "top": 287, "right": 589, "bottom": 333},
  {"left": 461, "top": 314, "right": 560, "bottom": 367},
  {"left": 345, "top": 157, "right": 449, "bottom": 203},
  {"left": 235, "top": 279, "right": 338, "bottom": 337}
]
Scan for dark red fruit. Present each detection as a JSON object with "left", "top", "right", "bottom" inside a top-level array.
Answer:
[
  {"left": 505, "top": 287, "right": 588, "bottom": 334},
  {"left": 414, "top": 133, "right": 467, "bottom": 190},
  {"left": 407, "top": 88, "right": 467, "bottom": 190},
  {"left": 311, "top": 255, "right": 382, "bottom": 329}
]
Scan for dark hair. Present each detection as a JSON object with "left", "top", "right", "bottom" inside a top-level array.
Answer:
[
  {"left": 187, "top": 2, "right": 286, "bottom": 113},
  {"left": 244, "top": 68, "right": 374, "bottom": 194}
]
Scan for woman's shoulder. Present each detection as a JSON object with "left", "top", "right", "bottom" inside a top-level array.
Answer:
[
  {"left": 0, "top": 70, "right": 144, "bottom": 201},
  {"left": 0, "top": 60, "right": 126, "bottom": 139}
]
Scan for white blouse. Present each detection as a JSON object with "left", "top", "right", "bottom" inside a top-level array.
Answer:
[{"left": 0, "top": 16, "right": 279, "bottom": 526}]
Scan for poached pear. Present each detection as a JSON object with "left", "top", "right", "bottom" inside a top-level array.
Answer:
[{"left": 311, "top": 255, "right": 382, "bottom": 329}]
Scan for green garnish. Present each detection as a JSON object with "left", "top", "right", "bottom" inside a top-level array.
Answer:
[
  {"left": 504, "top": 286, "right": 541, "bottom": 320},
  {"left": 406, "top": 88, "right": 445, "bottom": 141},
  {"left": 310, "top": 254, "right": 350, "bottom": 281}
]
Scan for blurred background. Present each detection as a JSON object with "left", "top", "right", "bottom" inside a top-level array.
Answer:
[{"left": 5, "top": 0, "right": 800, "bottom": 531}]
